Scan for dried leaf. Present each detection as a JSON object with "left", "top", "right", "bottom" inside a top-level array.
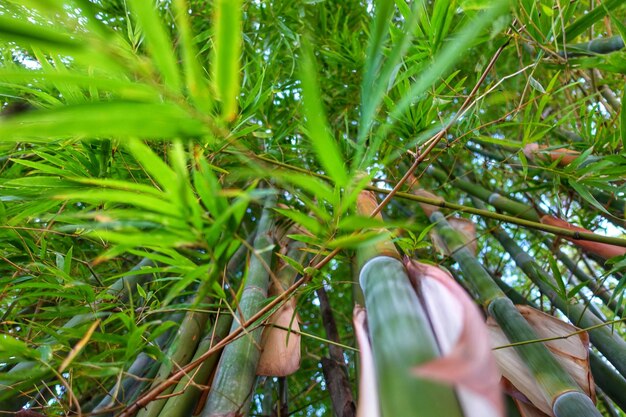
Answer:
[
  {"left": 257, "top": 294, "right": 301, "bottom": 376},
  {"left": 405, "top": 260, "right": 504, "bottom": 417},
  {"left": 355, "top": 191, "right": 399, "bottom": 258},
  {"left": 523, "top": 144, "right": 580, "bottom": 167}
]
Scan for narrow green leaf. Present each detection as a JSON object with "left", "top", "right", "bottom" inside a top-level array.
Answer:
[
  {"left": 213, "top": 0, "right": 243, "bottom": 120},
  {"left": 125, "top": 139, "right": 178, "bottom": 193},
  {"left": 546, "top": 256, "right": 566, "bottom": 298},
  {"left": 381, "top": 0, "right": 511, "bottom": 141},
  {"left": 56, "top": 189, "right": 177, "bottom": 216},
  {"left": 71, "top": 178, "right": 165, "bottom": 198},
  {"left": 568, "top": 179, "right": 612, "bottom": 216},
  {"left": 0, "top": 15, "right": 80, "bottom": 51},
  {"left": 564, "top": 0, "right": 623, "bottom": 41},
  {"left": 172, "top": 0, "right": 212, "bottom": 111},
  {"left": 64, "top": 246, "right": 73, "bottom": 275},
  {"left": 359, "top": 0, "right": 396, "bottom": 142},
  {"left": 127, "top": 0, "right": 182, "bottom": 91},
  {"left": 0, "top": 70, "right": 161, "bottom": 101},
  {"left": 356, "top": 0, "right": 423, "bottom": 168},
  {"left": 274, "top": 208, "right": 322, "bottom": 235},
  {"left": 300, "top": 41, "right": 349, "bottom": 186},
  {"left": 0, "top": 102, "right": 206, "bottom": 142},
  {"left": 327, "top": 230, "right": 392, "bottom": 249}
]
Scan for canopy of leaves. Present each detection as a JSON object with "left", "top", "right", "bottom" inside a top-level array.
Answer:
[{"left": 0, "top": 0, "right": 625, "bottom": 416}]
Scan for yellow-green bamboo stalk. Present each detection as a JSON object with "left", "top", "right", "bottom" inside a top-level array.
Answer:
[
  {"left": 356, "top": 191, "right": 463, "bottom": 417},
  {"left": 201, "top": 195, "right": 276, "bottom": 417}
]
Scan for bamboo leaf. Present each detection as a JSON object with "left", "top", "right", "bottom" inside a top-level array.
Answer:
[
  {"left": 274, "top": 208, "right": 322, "bottom": 235},
  {"left": 212, "top": 0, "right": 243, "bottom": 120},
  {"left": 0, "top": 102, "right": 207, "bottom": 142},
  {"left": 0, "top": 14, "right": 80, "bottom": 51},
  {"left": 127, "top": 0, "right": 182, "bottom": 91},
  {"left": 564, "top": 0, "right": 623, "bottom": 41},
  {"left": 172, "top": 0, "right": 212, "bottom": 111},
  {"left": 567, "top": 179, "right": 612, "bottom": 217},
  {"left": 381, "top": 0, "right": 511, "bottom": 140},
  {"left": 300, "top": 41, "right": 349, "bottom": 187}
]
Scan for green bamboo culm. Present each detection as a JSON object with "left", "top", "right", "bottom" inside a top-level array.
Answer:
[
  {"left": 589, "top": 353, "right": 626, "bottom": 413},
  {"left": 552, "top": 248, "right": 624, "bottom": 317},
  {"left": 428, "top": 165, "right": 540, "bottom": 222},
  {"left": 201, "top": 194, "right": 277, "bottom": 417},
  {"left": 358, "top": 256, "right": 463, "bottom": 417},
  {"left": 484, "top": 274, "right": 626, "bottom": 413},
  {"left": 158, "top": 312, "right": 233, "bottom": 417},
  {"left": 427, "top": 210, "right": 602, "bottom": 417},
  {"left": 356, "top": 191, "right": 463, "bottom": 417},
  {"left": 490, "top": 227, "right": 626, "bottom": 380},
  {"left": 137, "top": 300, "right": 211, "bottom": 417}
]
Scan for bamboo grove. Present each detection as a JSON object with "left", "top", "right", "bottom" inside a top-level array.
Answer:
[{"left": 0, "top": 0, "right": 625, "bottom": 416}]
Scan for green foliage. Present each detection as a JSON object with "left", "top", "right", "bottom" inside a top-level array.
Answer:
[{"left": 0, "top": 0, "right": 625, "bottom": 416}]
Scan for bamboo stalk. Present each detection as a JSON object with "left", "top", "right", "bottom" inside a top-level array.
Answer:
[
  {"left": 423, "top": 207, "right": 601, "bottom": 417},
  {"left": 462, "top": 142, "right": 625, "bottom": 227},
  {"left": 560, "top": 36, "right": 625, "bottom": 57},
  {"left": 553, "top": 248, "right": 624, "bottom": 317},
  {"left": 157, "top": 312, "right": 233, "bottom": 417},
  {"left": 589, "top": 353, "right": 626, "bottom": 413},
  {"left": 428, "top": 165, "right": 540, "bottom": 222},
  {"left": 430, "top": 167, "right": 626, "bottom": 259},
  {"left": 489, "top": 271, "right": 626, "bottom": 413},
  {"left": 490, "top": 226, "right": 626, "bottom": 379},
  {"left": 201, "top": 195, "right": 276, "bottom": 417},
  {"left": 137, "top": 300, "right": 211, "bottom": 417},
  {"left": 356, "top": 191, "right": 463, "bottom": 417}
]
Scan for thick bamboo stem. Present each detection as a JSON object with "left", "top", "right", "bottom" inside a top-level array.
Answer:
[
  {"left": 427, "top": 210, "right": 601, "bottom": 417},
  {"left": 491, "top": 227, "right": 626, "bottom": 380},
  {"left": 489, "top": 271, "right": 626, "bottom": 412},
  {"left": 158, "top": 312, "right": 233, "bottom": 417},
  {"left": 356, "top": 191, "right": 462, "bottom": 417},
  {"left": 201, "top": 195, "right": 277, "bottom": 417}
]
